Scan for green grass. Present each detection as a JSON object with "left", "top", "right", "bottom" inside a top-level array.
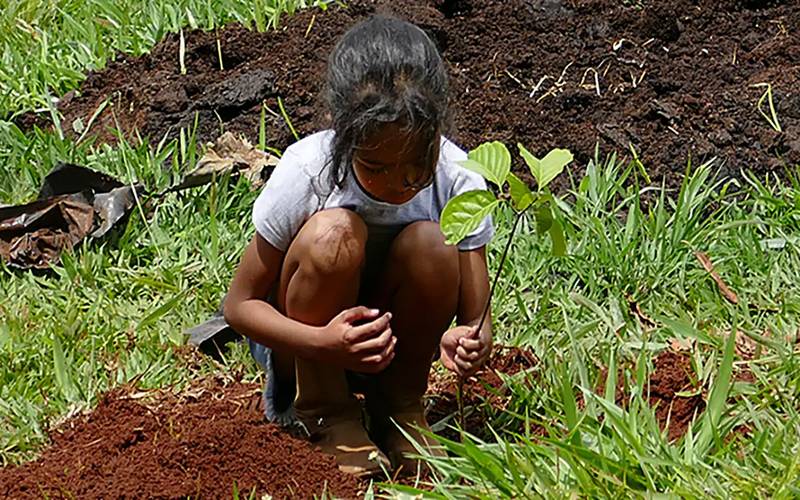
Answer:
[
  {"left": 2, "top": 0, "right": 800, "bottom": 497},
  {"left": 388, "top": 157, "right": 800, "bottom": 497},
  {"left": 0, "top": 121, "right": 263, "bottom": 464}
]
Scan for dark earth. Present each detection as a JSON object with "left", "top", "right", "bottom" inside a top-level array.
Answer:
[
  {"left": 426, "top": 345, "right": 543, "bottom": 442},
  {"left": 22, "top": 0, "right": 800, "bottom": 188},
  {"left": 646, "top": 350, "right": 706, "bottom": 441}
]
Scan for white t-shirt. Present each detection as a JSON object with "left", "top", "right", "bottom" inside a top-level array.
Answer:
[{"left": 252, "top": 130, "right": 494, "bottom": 252}]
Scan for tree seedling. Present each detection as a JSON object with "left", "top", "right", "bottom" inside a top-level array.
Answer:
[{"left": 439, "top": 141, "right": 573, "bottom": 431}]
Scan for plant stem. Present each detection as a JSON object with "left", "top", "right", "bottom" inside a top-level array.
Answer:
[{"left": 458, "top": 208, "right": 526, "bottom": 432}]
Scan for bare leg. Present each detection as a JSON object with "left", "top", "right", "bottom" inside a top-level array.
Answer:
[
  {"left": 273, "top": 208, "right": 388, "bottom": 476},
  {"left": 368, "top": 221, "right": 460, "bottom": 471},
  {"left": 275, "top": 208, "right": 366, "bottom": 407}
]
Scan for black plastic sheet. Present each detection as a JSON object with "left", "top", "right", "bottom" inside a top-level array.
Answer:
[{"left": 0, "top": 164, "right": 139, "bottom": 269}]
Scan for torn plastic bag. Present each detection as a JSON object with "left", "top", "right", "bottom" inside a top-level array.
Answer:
[
  {"left": 39, "top": 163, "right": 141, "bottom": 239},
  {"left": 0, "top": 163, "right": 140, "bottom": 269},
  {"left": 0, "top": 192, "right": 95, "bottom": 269},
  {"left": 1, "top": 134, "right": 277, "bottom": 270}
]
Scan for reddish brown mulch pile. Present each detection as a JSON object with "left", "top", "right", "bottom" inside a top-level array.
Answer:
[
  {"left": 425, "top": 346, "right": 539, "bottom": 441},
  {"left": 31, "top": 0, "right": 800, "bottom": 187},
  {"left": 0, "top": 380, "right": 361, "bottom": 499},
  {"left": 646, "top": 350, "right": 706, "bottom": 441},
  {"left": 603, "top": 350, "right": 706, "bottom": 441}
]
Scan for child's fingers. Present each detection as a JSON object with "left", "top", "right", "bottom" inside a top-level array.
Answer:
[
  {"left": 347, "top": 312, "right": 392, "bottom": 342},
  {"left": 352, "top": 327, "right": 393, "bottom": 354},
  {"left": 359, "top": 337, "right": 396, "bottom": 373},
  {"left": 454, "top": 355, "right": 474, "bottom": 374},
  {"left": 456, "top": 345, "right": 481, "bottom": 362},
  {"left": 458, "top": 337, "right": 482, "bottom": 351},
  {"left": 339, "top": 306, "right": 381, "bottom": 323}
]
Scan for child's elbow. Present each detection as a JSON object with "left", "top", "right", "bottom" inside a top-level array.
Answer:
[{"left": 222, "top": 295, "right": 240, "bottom": 329}]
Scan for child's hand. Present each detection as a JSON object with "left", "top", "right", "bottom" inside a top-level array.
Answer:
[
  {"left": 315, "top": 306, "right": 396, "bottom": 374},
  {"left": 439, "top": 325, "right": 492, "bottom": 378}
]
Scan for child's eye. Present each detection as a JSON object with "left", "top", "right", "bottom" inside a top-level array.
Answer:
[{"left": 360, "top": 160, "right": 386, "bottom": 172}]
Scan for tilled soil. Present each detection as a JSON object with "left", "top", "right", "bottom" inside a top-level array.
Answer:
[
  {"left": 40, "top": 0, "right": 800, "bottom": 187},
  {"left": 0, "top": 348, "right": 536, "bottom": 499},
  {"left": 0, "top": 346, "right": 725, "bottom": 497},
  {"left": 0, "top": 379, "right": 361, "bottom": 499}
]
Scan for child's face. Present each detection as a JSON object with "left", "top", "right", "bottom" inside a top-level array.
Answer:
[{"left": 352, "top": 122, "right": 438, "bottom": 205}]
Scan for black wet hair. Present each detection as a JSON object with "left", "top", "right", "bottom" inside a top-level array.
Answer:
[{"left": 325, "top": 15, "right": 450, "bottom": 188}]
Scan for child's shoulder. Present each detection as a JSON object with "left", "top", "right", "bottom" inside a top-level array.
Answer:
[
  {"left": 437, "top": 136, "right": 484, "bottom": 187},
  {"left": 282, "top": 130, "right": 334, "bottom": 167}
]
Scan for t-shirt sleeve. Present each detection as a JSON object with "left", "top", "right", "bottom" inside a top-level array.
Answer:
[
  {"left": 451, "top": 170, "right": 495, "bottom": 251},
  {"left": 251, "top": 147, "right": 316, "bottom": 252}
]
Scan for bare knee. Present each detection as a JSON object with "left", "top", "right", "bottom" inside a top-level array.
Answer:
[
  {"left": 301, "top": 209, "right": 367, "bottom": 276},
  {"left": 391, "top": 221, "right": 459, "bottom": 283}
]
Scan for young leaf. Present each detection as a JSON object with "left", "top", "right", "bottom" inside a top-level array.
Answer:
[
  {"left": 549, "top": 219, "right": 567, "bottom": 256},
  {"left": 461, "top": 141, "right": 511, "bottom": 188},
  {"left": 440, "top": 190, "right": 499, "bottom": 245},
  {"left": 535, "top": 205, "right": 553, "bottom": 235},
  {"left": 506, "top": 172, "right": 535, "bottom": 211},
  {"left": 519, "top": 144, "right": 573, "bottom": 190}
]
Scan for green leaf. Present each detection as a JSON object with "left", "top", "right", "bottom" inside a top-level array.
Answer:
[
  {"left": 462, "top": 141, "right": 511, "bottom": 188},
  {"left": 695, "top": 328, "right": 735, "bottom": 454},
  {"left": 604, "top": 350, "right": 617, "bottom": 403},
  {"left": 0, "top": 323, "right": 8, "bottom": 351},
  {"left": 136, "top": 288, "right": 190, "bottom": 330},
  {"left": 440, "top": 190, "right": 499, "bottom": 245},
  {"left": 519, "top": 144, "right": 573, "bottom": 190},
  {"left": 53, "top": 335, "right": 76, "bottom": 402},
  {"left": 506, "top": 172, "right": 534, "bottom": 211},
  {"left": 559, "top": 364, "right": 580, "bottom": 444},
  {"left": 535, "top": 205, "right": 553, "bottom": 235},
  {"left": 549, "top": 219, "right": 567, "bottom": 256}
]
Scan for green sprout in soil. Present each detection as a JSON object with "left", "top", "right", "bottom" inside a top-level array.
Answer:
[
  {"left": 179, "top": 28, "right": 187, "bottom": 75},
  {"left": 752, "top": 82, "right": 782, "bottom": 133},
  {"left": 440, "top": 141, "right": 573, "bottom": 429}
]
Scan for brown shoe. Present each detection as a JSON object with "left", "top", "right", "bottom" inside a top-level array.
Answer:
[
  {"left": 380, "top": 403, "right": 445, "bottom": 476},
  {"left": 367, "top": 335, "right": 447, "bottom": 476},
  {"left": 298, "top": 411, "right": 390, "bottom": 478},
  {"left": 294, "top": 357, "right": 389, "bottom": 478}
]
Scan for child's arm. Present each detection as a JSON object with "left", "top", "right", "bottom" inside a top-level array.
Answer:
[
  {"left": 439, "top": 246, "right": 493, "bottom": 377},
  {"left": 223, "top": 234, "right": 396, "bottom": 373}
]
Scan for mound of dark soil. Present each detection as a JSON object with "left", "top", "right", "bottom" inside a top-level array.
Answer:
[
  {"left": 37, "top": 0, "right": 800, "bottom": 187},
  {"left": 0, "top": 379, "right": 361, "bottom": 499}
]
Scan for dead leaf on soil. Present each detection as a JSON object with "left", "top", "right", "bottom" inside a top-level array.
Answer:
[
  {"left": 719, "top": 330, "right": 759, "bottom": 360},
  {"left": 693, "top": 251, "right": 739, "bottom": 304},
  {"left": 669, "top": 337, "right": 695, "bottom": 352},
  {"left": 175, "top": 132, "right": 279, "bottom": 191}
]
